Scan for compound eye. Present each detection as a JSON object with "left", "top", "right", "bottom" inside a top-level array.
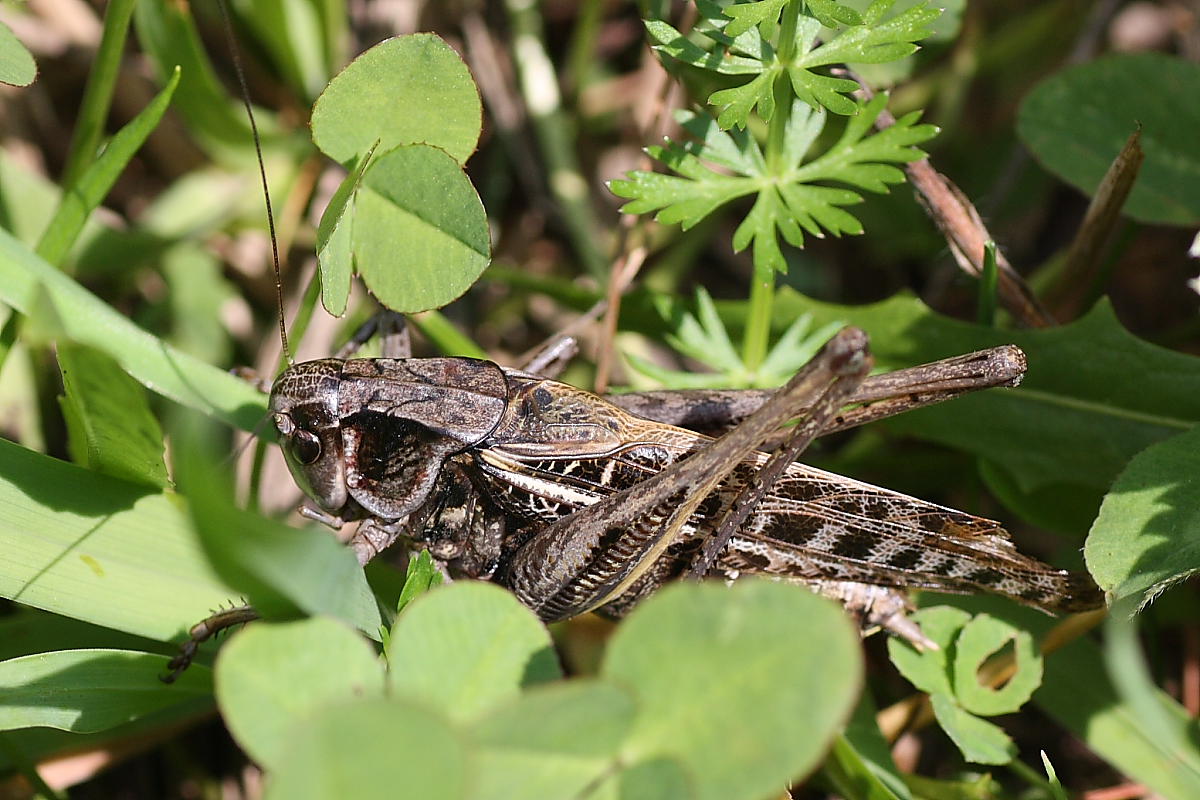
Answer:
[{"left": 292, "top": 430, "right": 322, "bottom": 465}]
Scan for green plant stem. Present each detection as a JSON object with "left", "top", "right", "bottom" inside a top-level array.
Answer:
[
  {"left": 487, "top": 263, "right": 601, "bottom": 309},
  {"left": 0, "top": 311, "right": 18, "bottom": 376},
  {"left": 1005, "top": 756, "right": 1058, "bottom": 799},
  {"left": 37, "top": 69, "right": 181, "bottom": 267},
  {"left": 765, "top": 2, "right": 803, "bottom": 174},
  {"left": 61, "top": 0, "right": 138, "bottom": 189},
  {"left": 742, "top": 269, "right": 776, "bottom": 376},
  {"left": 564, "top": 0, "right": 603, "bottom": 98},
  {"left": 0, "top": 732, "right": 66, "bottom": 800},
  {"left": 0, "top": 228, "right": 264, "bottom": 430},
  {"left": 247, "top": 435, "right": 268, "bottom": 515},
  {"left": 977, "top": 240, "right": 998, "bottom": 327},
  {"left": 504, "top": 0, "right": 608, "bottom": 282},
  {"left": 742, "top": 1, "right": 803, "bottom": 374},
  {"left": 411, "top": 310, "right": 489, "bottom": 359}
]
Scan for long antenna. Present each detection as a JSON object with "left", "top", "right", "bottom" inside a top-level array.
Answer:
[{"left": 215, "top": 0, "right": 292, "bottom": 366}]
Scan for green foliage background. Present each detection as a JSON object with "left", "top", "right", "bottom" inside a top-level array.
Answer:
[{"left": 0, "top": 1, "right": 1199, "bottom": 798}]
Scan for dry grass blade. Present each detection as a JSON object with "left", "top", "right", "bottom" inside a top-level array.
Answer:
[
  {"left": 903, "top": 162, "right": 1057, "bottom": 328},
  {"left": 1049, "top": 128, "right": 1145, "bottom": 320},
  {"left": 837, "top": 69, "right": 1056, "bottom": 328}
]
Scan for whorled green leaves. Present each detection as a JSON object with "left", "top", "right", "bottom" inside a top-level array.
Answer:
[
  {"left": 821, "top": 0, "right": 966, "bottom": 89},
  {"left": 610, "top": 94, "right": 935, "bottom": 276},
  {"left": 646, "top": 0, "right": 938, "bottom": 126},
  {"left": 624, "top": 287, "right": 844, "bottom": 389},
  {"left": 778, "top": 6, "right": 939, "bottom": 117},
  {"left": 723, "top": 0, "right": 794, "bottom": 37},
  {"left": 625, "top": 0, "right": 941, "bottom": 321}
]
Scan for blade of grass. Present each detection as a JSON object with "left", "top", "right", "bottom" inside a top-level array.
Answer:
[
  {"left": 0, "top": 649, "right": 213, "bottom": 734},
  {"left": 0, "top": 311, "right": 18, "bottom": 375},
  {"left": 504, "top": 0, "right": 608, "bottom": 281},
  {"left": 0, "top": 437, "right": 238, "bottom": 643},
  {"left": 1049, "top": 128, "right": 1144, "bottom": 320},
  {"left": 38, "top": 68, "right": 181, "bottom": 267},
  {"left": 0, "top": 732, "right": 66, "bottom": 800},
  {"left": 60, "top": 0, "right": 139, "bottom": 189},
  {"left": 977, "top": 240, "right": 998, "bottom": 327},
  {"left": 1035, "top": 620, "right": 1200, "bottom": 799},
  {"left": 411, "top": 310, "right": 489, "bottom": 359},
  {"left": 0, "top": 227, "right": 265, "bottom": 431}
]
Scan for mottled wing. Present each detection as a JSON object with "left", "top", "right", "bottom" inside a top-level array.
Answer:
[
  {"left": 474, "top": 434, "right": 1101, "bottom": 614},
  {"left": 717, "top": 459, "right": 1102, "bottom": 613},
  {"left": 483, "top": 334, "right": 872, "bottom": 620}
]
